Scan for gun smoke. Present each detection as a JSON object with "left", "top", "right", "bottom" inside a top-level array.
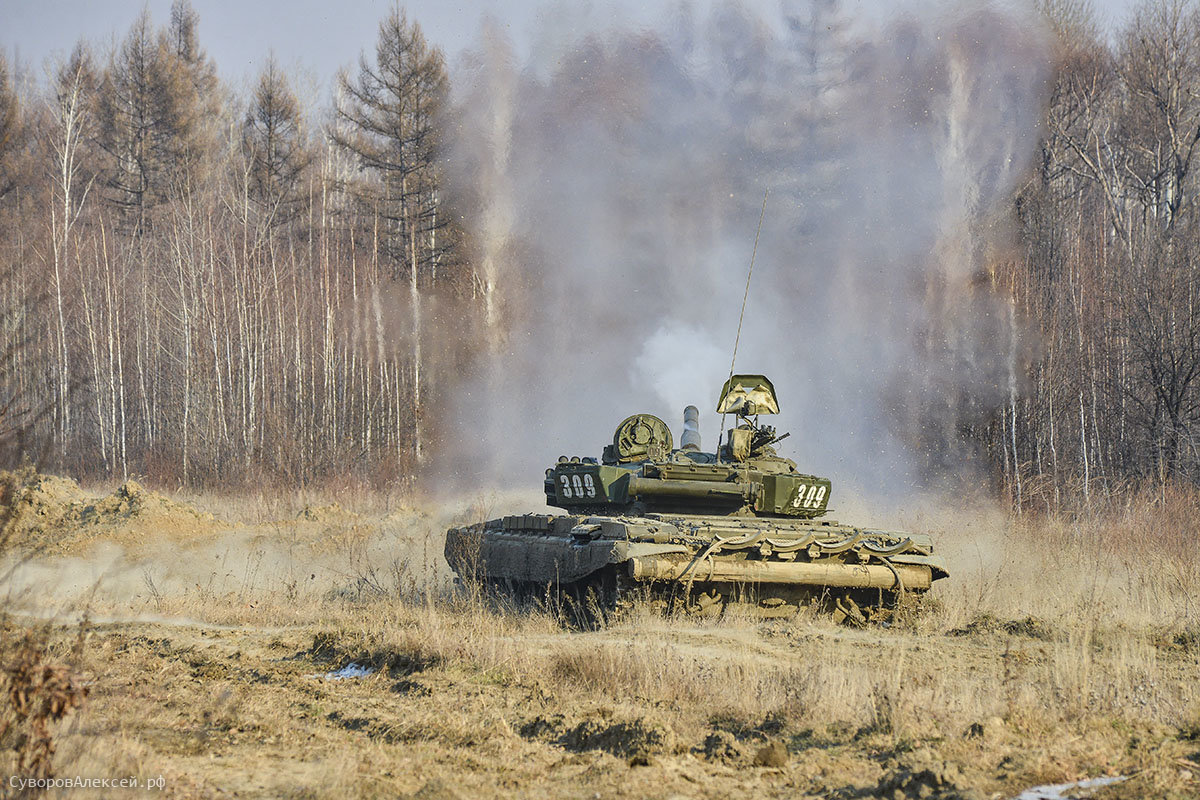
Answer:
[{"left": 440, "top": 0, "right": 1049, "bottom": 501}]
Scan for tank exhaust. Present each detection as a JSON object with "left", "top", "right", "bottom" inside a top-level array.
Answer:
[{"left": 680, "top": 405, "right": 701, "bottom": 451}]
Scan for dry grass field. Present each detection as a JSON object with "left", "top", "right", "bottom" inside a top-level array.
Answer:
[{"left": 2, "top": 473, "right": 1200, "bottom": 799}]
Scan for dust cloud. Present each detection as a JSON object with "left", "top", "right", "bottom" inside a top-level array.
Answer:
[
  {"left": 439, "top": 0, "right": 1049, "bottom": 503},
  {"left": 0, "top": 474, "right": 479, "bottom": 620}
]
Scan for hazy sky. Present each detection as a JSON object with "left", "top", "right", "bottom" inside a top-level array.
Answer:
[{"left": 1, "top": 0, "right": 1148, "bottom": 90}]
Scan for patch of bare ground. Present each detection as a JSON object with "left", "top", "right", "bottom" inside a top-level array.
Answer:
[{"left": 2, "top": 476, "right": 1199, "bottom": 798}]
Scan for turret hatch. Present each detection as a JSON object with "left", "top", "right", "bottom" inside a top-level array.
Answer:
[{"left": 717, "top": 374, "right": 779, "bottom": 416}]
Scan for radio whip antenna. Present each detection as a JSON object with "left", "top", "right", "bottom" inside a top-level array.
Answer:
[
  {"left": 717, "top": 188, "right": 768, "bottom": 463},
  {"left": 727, "top": 188, "right": 769, "bottom": 382}
]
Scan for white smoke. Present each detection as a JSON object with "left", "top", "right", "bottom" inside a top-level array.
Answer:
[{"left": 438, "top": 0, "right": 1049, "bottom": 502}]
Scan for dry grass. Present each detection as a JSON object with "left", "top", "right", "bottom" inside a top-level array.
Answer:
[{"left": 2, "top": 478, "right": 1200, "bottom": 798}]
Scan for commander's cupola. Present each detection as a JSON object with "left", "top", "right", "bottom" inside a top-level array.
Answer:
[{"left": 716, "top": 374, "right": 788, "bottom": 462}]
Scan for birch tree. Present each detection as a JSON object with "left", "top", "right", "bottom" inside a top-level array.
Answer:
[{"left": 42, "top": 45, "right": 99, "bottom": 442}]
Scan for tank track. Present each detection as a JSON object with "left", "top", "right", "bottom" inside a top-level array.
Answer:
[
  {"left": 449, "top": 512, "right": 941, "bottom": 627},
  {"left": 484, "top": 568, "right": 914, "bottom": 627}
]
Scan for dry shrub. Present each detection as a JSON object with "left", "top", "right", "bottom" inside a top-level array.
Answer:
[
  {"left": 549, "top": 643, "right": 696, "bottom": 697},
  {"left": 927, "top": 486, "right": 1200, "bottom": 633},
  {"left": 0, "top": 625, "right": 88, "bottom": 788},
  {"left": 0, "top": 474, "right": 90, "bottom": 793}
]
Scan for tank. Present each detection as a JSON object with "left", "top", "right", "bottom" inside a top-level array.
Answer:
[{"left": 445, "top": 374, "right": 948, "bottom": 622}]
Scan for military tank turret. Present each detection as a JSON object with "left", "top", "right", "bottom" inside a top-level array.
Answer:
[{"left": 445, "top": 375, "right": 947, "bottom": 621}]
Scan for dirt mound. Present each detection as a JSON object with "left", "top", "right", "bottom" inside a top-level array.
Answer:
[
  {"left": 877, "top": 757, "right": 981, "bottom": 800},
  {"left": 82, "top": 480, "right": 218, "bottom": 527},
  {"left": 563, "top": 717, "right": 676, "bottom": 759},
  {"left": 521, "top": 713, "right": 676, "bottom": 759},
  {"left": 752, "top": 739, "right": 789, "bottom": 767},
  {"left": 948, "top": 613, "right": 1054, "bottom": 641},
  {"left": 1163, "top": 624, "right": 1200, "bottom": 653},
  {"left": 5, "top": 471, "right": 89, "bottom": 530},
  {"left": 298, "top": 503, "right": 362, "bottom": 523},
  {"left": 2, "top": 471, "right": 223, "bottom": 554},
  {"left": 693, "top": 731, "right": 745, "bottom": 763},
  {"left": 303, "top": 630, "right": 442, "bottom": 680}
]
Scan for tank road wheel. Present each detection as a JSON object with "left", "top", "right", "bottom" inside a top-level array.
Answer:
[
  {"left": 610, "top": 573, "right": 667, "bottom": 621},
  {"left": 831, "top": 593, "right": 868, "bottom": 627},
  {"left": 690, "top": 590, "right": 725, "bottom": 617},
  {"left": 557, "top": 567, "right": 628, "bottom": 630},
  {"left": 756, "top": 596, "right": 800, "bottom": 619},
  {"left": 491, "top": 575, "right": 930, "bottom": 628},
  {"left": 833, "top": 588, "right": 929, "bottom": 626},
  {"left": 482, "top": 578, "right": 534, "bottom": 612}
]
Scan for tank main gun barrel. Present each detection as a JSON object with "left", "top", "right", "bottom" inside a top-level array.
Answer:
[{"left": 680, "top": 405, "right": 701, "bottom": 451}]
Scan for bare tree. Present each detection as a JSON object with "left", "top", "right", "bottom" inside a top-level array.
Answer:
[
  {"left": 331, "top": 8, "right": 450, "bottom": 466},
  {"left": 0, "top": 54, "right": 24, "bottom": 202},
  {"left": 242, "top": 55, "right": 311, "bottom": 227},
  {"left": 95, "top": 4, "right": 219, "bottom": 228},
  {"left": 1116, "top": 0, "right": 1200, "bottom": 231}
]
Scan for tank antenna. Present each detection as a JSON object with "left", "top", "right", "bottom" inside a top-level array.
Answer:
[{"left": 717, "top": 188, "right": 768, "bottom": 463}]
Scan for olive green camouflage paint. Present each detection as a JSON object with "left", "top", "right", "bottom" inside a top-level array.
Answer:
[{"left": 445, "top": 375, "right": 947, "bottom": 617}]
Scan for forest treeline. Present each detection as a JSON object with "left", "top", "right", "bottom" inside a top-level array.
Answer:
[
  {"left": 0, "top": 2, "right": 473, "bottom": 487},
  {"left": 0, "top": 0, "right": 1199, "bottom": 509},
  {"left": 994, "top": 0, "right": 1200, "bottom": 509}
]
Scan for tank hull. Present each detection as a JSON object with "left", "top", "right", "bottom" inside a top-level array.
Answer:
[{"left": 445, "top": 511, "right": 947, "bottom": 619}]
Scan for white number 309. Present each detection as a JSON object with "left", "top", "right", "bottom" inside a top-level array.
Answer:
[
  {"left": 792, "top": 483, "right": 827, "bottom": 510},
  {"left": 559, "top": 472, "right": 597, "bottom": 500}
]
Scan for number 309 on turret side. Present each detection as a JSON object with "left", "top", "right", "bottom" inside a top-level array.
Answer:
[{"left": 557, "top": 469, "right": 603, "bottom": 501}]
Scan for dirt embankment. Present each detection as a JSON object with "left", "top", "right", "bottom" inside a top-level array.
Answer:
[{"left": 3, "top": 471, "right": 223, "bottom": 556}]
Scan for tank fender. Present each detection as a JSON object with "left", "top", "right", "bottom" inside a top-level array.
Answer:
[
  {"left": 449, "top": 531, "right": 688, "bottom": 585},
  {"left": 582, "top": 517, "right": 682, "bottom": 544},
  {"left": 617, "top": 541, "right": 690, "bottom": 561},
  {"left": 885, "top": 553, "right": 949, "bottom": 581}
]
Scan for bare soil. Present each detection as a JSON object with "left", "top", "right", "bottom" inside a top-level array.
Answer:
[{"left": 3, "top": 475, "right": 1199, "bottom": 799}]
